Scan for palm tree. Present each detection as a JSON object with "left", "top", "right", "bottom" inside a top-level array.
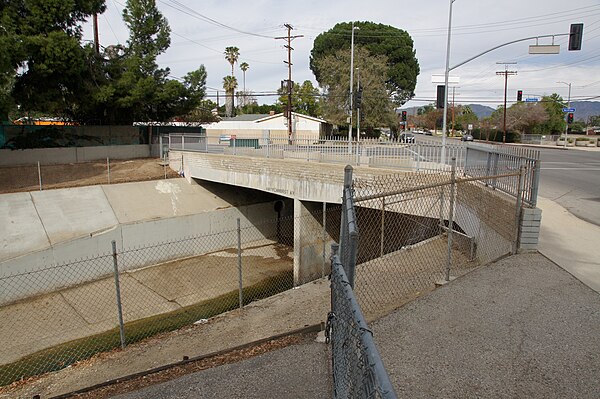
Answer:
[
  {"left": 223, "top": 75, "right": 238, "bottom": 117},
  {"left": 239, "top": 62, "right": 249, "bottom": 92},
  {"left": 239, "top": 62, "right": 249, "bottom": 108},
  {"left": 224, "top": 46, "right": 240, "bottom": 77}
]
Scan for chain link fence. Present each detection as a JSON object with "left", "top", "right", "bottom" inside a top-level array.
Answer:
[
  {"left": 328, "top": 248, "right": 397, "bottom": 399},
  {"left": 328, "top": 166, "right": 398, "bottom": 399},
  {"left": 0, "top": 208, "right": 335, "bottom": 386},
  {"left": 351, "top": 160, "right": 525, "bottom": 319}
]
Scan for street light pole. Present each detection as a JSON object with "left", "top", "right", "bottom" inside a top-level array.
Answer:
[
  {"left": 348, "top": 23, "right": 358, "bottom": 154},
  {"left": 356, "top": 67, "right": 361, "bottom": 146},
  {"left": 558, "top": 81, "right": 571, "bottom": 148},
  {"left": 441, "top": 0, "right": 456, "bottom": 165}
]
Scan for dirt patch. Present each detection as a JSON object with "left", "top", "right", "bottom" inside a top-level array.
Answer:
[{"left": 0, "top": 158, "right": 179, "bottom": 194}]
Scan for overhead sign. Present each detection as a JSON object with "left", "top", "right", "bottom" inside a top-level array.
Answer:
[
  {"left": 525, "top": 98, "right": 538, "bottom": 102},
  {"left": 563, "top": 108, "right": 575, "bottom": 112},
  {"left": 431, "top": 74, "right": 460, "bottom": 85},
  {"left": 529, "top": 45, "right": 560, "bottom": 55}
]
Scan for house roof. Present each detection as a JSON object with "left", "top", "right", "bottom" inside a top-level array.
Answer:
[
  {"left": 255, "top": 112, "right": 328, "bottom": 124},
  {"left": 221, "top": 114, "right": 270, "bottom": 122}
]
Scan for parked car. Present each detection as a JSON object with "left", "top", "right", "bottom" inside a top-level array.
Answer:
[
  {"left": 462, "top": 134, "right": 474, "bottom": 142},
  {"left": 400, "top": 133, "right": 416, "bottom": 143}
]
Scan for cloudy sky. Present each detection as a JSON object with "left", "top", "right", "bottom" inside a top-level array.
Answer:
[{"left": 83, "top": 0, "right": 600, "bottom": 109}]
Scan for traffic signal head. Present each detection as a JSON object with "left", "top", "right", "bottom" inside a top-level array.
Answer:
[
  {"left": 569, "top": 23, "right": 583, "bottom": 51},
  {"left": 517, "top": 90, "right": 523, "bottom": 102},
  {"left": 355, "top": 88, "right": 363, "bottom": 109},
  {"left": 436, "top": 85, "right": 445, "bottom": 109},
  {"left": 401, "top": 111, "right": 407, "bottom": 121},
  {"left": 567, "top": 113, "right": 574, "bottom": 124}
]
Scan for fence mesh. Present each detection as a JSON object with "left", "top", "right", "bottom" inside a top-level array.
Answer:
[
  {"left": 329, "top": 255, "right": 396, "bottom": 399},
  {"left": 351, "top": 164, "right": 523, "bottom": 319},
  {"left": 0, "top": 208, "right": 334, "bottom": 387}
]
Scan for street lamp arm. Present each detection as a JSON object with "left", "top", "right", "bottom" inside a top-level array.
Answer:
[{"left": 449, "top": 33, "right": 569, "bottom": 71}]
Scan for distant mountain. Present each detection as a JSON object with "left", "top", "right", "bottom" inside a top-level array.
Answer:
[
  {"left": 400, "top": 101, "right": 600, "bottom": 122},
  {"left": 466, "top": 104, "right": 495, "bottom": 119}
]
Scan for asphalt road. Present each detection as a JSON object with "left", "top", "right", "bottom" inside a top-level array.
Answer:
[{"left": 537, "top": 147, "right": 600, "bottom": 226}]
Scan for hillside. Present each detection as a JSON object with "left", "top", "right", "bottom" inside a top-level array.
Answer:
[{"left": 400, "top": 101, "right": 600, "bottom": 122}]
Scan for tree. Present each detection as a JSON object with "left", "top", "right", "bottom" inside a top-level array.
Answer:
[
  {"left": 223, "top": 75, "right": 238, "bottom": 117},
  {"left": 224, "top": 47, "right": 240, "bottom": 77},
  {"left": 1, "top": 0, "right": 207, "bottom": 124},
  {"left": 85, "top": 0, "right": 207, "bottom": 123},
  {"left": 310, "top": 21, "right": 419, "bottom": 105},
  {"left": 2, "top": 0, "right": 106, "bottom": 119},
  {"left": 240, "top": 62, "right": 249, "bottom": 91},
  {"left": 535, "top": 94, "right": 566, "bottom": 134},
  {"left": 315, "top": 46, "right": 397, "bottom": 135},
  {"left": 277, "top": 80, "right": 321, "bottom": 118},
  {"left": 238, "top": 62, "right": 250, "bottom": 107}
]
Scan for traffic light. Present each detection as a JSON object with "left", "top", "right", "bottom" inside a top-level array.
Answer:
[
  {"left": 569, "top": 23, "right": 583, "bottom": 51},
  {"left": 355, "top": 88, "right": 363, "bottom": 109},
  {"left": 436, "top": 85, "right": 445, "bottom": 109},
  {"left": 567, "top": 113, "right": 574, "bottom": 124},
  {"left": 517, "top": 90, "right": 523, "bottom": 102},
  {"left": 401, "top": 111, "right": 407, "bottom": 121}
]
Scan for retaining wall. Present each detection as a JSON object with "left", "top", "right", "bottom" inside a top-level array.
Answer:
[{"left": 0, "top": 144, "right": 160, "bottom": 166}]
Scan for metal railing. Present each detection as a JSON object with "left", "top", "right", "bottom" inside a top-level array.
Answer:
[
  {"left": 167, "top": 133, "right": 466, "bottom": 171},
  {"left": 464, "top": 143, "right": 540, "bottom": 206},
  {"left": 168, "top": 133, "right": 540, "bottom": 206}
]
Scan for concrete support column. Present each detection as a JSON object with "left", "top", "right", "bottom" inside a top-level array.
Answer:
[{"left": 293, "top": 199, "right": 333, "bottom": 286}]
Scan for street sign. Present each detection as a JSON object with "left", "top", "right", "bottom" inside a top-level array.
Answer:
[
  {"left": 562, "top": 108, "right": 575, "bottom": 113},
  {"left": 525, "top": 98, "right": 538, "bottom": 102}
]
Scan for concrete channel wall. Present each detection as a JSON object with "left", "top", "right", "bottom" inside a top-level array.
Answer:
[
  {"left": 0, "top": 179, "right": 283, "bottom": 305},
  {"left": 0, "top": 144, "right": 160, "bottom": 166}
]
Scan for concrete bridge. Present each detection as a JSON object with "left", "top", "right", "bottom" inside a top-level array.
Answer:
[
  {"left": 169, "top": 148, "right": 541, "bottom": 287},
  {"left": 171, "top": 150, "right": 410, "bottom": 286}
]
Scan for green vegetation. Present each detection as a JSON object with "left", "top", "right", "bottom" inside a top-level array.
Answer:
[
  {"left": 0, "top": 271, "right": 293, "bottom": 387},
  {"left": 2, "top": 0, "right": 207, "bottom": 124},
  {"left": 310, "top": 21, "right": 419, "bottom": 105}
]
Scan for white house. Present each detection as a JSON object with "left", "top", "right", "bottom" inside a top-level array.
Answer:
[{"left": 201, "top": 112, "right": 332, "bottom": 143}]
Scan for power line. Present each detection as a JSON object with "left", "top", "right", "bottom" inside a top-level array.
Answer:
[{"left": 159, "top": 0, "right": 277, "bottom": 39}]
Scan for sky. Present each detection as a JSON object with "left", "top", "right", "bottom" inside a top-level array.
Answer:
[{"left": 83, "top": 0, "right": 600, "bottom": 110}]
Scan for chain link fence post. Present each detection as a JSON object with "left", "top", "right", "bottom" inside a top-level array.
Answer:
[
  {"left": 237, "top": 218, "right": 244, "bottom": 309},
  {"left": 445, "top": 157, "right": 457, "bottom": 282},
  {"left": 513, "top": 165, "right": 526, "bottom": 254},
  {"left": 37, "top": 161, "right": 42, "bottom": 191},
  {"left": 111, "top": 240, "right": 126, "bottom": 348}
]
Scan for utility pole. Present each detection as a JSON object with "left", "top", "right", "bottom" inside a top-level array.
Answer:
[
  {"left": 348, "top": 23, "right": 359, "bottom": 153},
  {"left": 93, "top": 13, "right": 100, "bottom": 54},
  {"left": 275, "top": 24, "right": 303, "bottom": 143},
  {"left": 496, "top": 63, "right": 517, "bottom": 143}
]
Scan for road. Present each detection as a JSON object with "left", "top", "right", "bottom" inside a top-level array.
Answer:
[{"left": 537, "top": 147, "right": 600, "bottom": 226}]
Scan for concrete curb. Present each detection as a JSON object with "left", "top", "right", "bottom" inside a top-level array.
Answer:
[{"left": 49, "top": 323, "right": 325, "bottom": 399}]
